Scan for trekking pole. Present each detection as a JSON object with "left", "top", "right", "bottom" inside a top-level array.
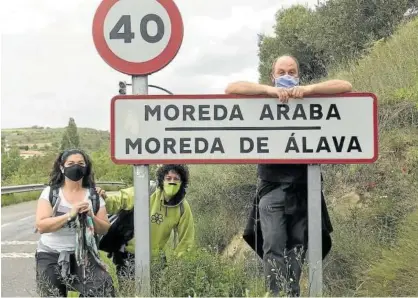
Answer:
[{"left": 80, "top": 213, "right": 87, "bottom": 296}]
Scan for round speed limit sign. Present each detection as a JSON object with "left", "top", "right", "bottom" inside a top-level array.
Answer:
[{"left": 92, "top": 0, "right": 184, "bottom": 75}]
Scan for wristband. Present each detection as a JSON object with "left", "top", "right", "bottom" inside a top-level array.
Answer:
[{"left": 67, "top": 211, "right": 76, "bottom": 221}]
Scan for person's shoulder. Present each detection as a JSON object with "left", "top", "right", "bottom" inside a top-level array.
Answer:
[
  {"left": 39, "top": 186, "right": 52, "bottom": 201},
  {"left": 182, "top": 199, "right": 192, "bottom": 209}
]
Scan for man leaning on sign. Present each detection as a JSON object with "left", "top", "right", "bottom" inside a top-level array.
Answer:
[{"left": 225, "top": 55, "right": 352, "bottom": 297}]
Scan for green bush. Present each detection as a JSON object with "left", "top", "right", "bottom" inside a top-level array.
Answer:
[
  {"left": 359, "top": 208, "right": 418, "bottom": 296},
  {"left": 1, "top": 191, "right": 42, "bottom": 206},
  {"left": 117, "top": 248, "right": 266, "bottom": 297},
  {"left": 186, "top": 164, "right": 257, "bottom": 250}
]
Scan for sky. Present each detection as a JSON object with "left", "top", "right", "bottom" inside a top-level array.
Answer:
[{"left": 0, "top": 0, "right": 317, "bottom": 131}]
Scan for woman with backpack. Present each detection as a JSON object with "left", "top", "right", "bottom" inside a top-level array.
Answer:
[
  {"left": 98, "top": 164, "right": 195, "bottom": 279},
  {"left": 35, "top": 149, "right": 115, "bottom": 297}
]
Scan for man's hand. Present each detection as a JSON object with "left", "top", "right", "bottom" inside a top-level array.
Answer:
[
  {"left": 288, "top": 85, "right": 313, "bottom": 99},
  {"left": 266, "top": 86, "right": 291, "bottom": 103},
  {"left": 95, "top": 187, "right": 107, "bottom": 199}
]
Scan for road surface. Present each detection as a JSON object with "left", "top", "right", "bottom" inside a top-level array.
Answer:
[
  {"left": 1, "top": 200, "right": 38, "bottom": 297},
  {"left": 1, "top": 192, "right": 118, "bottom": 297}
]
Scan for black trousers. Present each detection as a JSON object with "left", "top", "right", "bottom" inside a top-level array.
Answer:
[
  {"left": 35, "top": 251, "right": 115, "bottom": 297},
  {"left": 258, "top": 183, "right": 308, "bottom": 297}
]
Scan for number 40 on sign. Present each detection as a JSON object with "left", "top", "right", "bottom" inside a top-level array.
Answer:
[{"left": 92, "top": 0, "right": 184, "bottom": 75}]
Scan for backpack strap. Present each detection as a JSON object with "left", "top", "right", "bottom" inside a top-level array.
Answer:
[
  {"left": 89, "top": 187, "right": 100, "bottom": 215},
  {"left": 172, "top": 202, "right": 185, "bottom": 248},
  {"left": 48, "top": 187, "right": 61, "bottom": 216},
  {"left": 179, "top": 202, "right": 184, "bottom": 217},
  {"left": 49, "top": 186, "right": 100, "bottom": 215}
]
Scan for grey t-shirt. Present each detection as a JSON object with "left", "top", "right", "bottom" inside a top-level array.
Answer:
[{"left": 36, "top": 186, "right": 105, "bottom": 253}]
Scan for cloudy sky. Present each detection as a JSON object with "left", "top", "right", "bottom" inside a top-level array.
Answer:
[{"left": 1, "top": 0, "right": 317, "bottom": 130}]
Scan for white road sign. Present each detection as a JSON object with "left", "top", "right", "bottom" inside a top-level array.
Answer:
[{"left": 110, "top": 93, "right": 378, "bottom": 164}]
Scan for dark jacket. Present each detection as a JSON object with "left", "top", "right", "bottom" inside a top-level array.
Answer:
[{"left": 242, "top": 178, "right": 333, "bottom": 260}]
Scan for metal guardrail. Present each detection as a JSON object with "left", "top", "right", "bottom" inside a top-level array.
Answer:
[{"left": 1, "top": 182, "right": 127, "bottom": 195}]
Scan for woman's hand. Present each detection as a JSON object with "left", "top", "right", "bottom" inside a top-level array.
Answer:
[{"left": 70, "top": 201, "right": 90, "bottom": 218}]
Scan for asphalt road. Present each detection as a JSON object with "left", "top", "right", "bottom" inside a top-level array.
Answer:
[
  {"left": 1, "top": 192, "right": 118, "bottom": 297},
  {"left": 1, "top": 200, "right": 39, "bottom": 297}
]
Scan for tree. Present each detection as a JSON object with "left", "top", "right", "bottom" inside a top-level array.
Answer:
[
  {"left": 258, "top": 5, "right": 328, "bottom": 84},
  {"left": 60, "top": 117, "right": 80, "bottom": 150},
  {"left": 314, "top": 0, "right": 409, "bottom": 64},
  {"left": 1, "top": 146, "right": 22, "bottom": 183},
  {"left": 257, "top": 0, "right": 412, "bottom": 84}
]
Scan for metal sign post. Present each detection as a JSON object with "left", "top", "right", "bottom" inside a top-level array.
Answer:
[
  {"left": 308, "top": 164, "right": 322, "bottom": 297},
  {"left": 92, "top": 0, "right": 184, "bottom": 295},
  {"left": 132, "top": 75, "right": 151, "bottom": 295}
]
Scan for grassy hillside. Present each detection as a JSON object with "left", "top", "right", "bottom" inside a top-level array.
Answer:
[
  {"left": 315, "top": 18, "right": 418, "bottom": 296},
  {"left": 1, "top": 126, "right": 110, "bottom": 151}
]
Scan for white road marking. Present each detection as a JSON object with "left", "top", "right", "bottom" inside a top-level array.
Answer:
[
  {"left": 1, "top": 253, "right": 35, "bottom": 258},
  {"left": 1, "top": 241, "right": 38, "bottom": 245},
  {"left": 18, "top": 215, "right": 35, "bottom": 222},
  {"left": 1, "top": 214, "right": 35, "bottom": 228}
]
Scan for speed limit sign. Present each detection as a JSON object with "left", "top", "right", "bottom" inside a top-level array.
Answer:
[{"left": 92, "top": 0, "right": 184, "bottom": 75}]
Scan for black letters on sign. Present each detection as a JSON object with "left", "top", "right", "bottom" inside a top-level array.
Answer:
[
  {"left": 109, "top": 15, "right": 135, "bottom": 43},
  {"left": 110, "top": 14, "right": 164, "bottom": 44},
  {"left": 140, "top": 14, "right": 164, "bottom": 43}
]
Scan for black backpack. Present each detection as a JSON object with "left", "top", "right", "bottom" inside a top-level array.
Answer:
[{"left": 98, "top": 208, "right": 134, "bottom": 254}]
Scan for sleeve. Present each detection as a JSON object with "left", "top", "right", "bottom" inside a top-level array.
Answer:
[
  {"left": 105, "top": 187, "right": 135, "bottom": 214},
  {"left": 106, "top": 183, "right": 156, "bottom": 213},
  {"left": 105, "top": 190, "right": 123, "bottom": 214},
  {"left": 39, "top": 186, "right": 51, "bottom": 202},
  {"left": 174, "top": 200, "right": 195, "bottom": 257}
]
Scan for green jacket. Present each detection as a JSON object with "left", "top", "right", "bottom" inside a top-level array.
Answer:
[{"left": 105, "top": 181, "right": 195, "bottom": 257}]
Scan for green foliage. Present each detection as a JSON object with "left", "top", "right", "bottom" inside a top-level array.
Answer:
[
  {"left": 327, "top": 18, "right": 418, "bottom": 101},
  {"left": 1, "top": 151, "right": 57, "bottom": 185},
  {"left": 186, "top": 164, "right": 256, "bottom": 250},
  {"left": 2, "top": 126, "right": 110, "bottom": 152},
  {"left": 1, "top": 135, "right": 5, "bottom": 153},
  {"left": 60, "top": 117, "right": 80, "bottom": 150},
  {"left": 258, "top": 0, "right": 414, "bottom": 83},
  {"left": 258, "top": 5, "right": 327, "bottom": 84},
  {"left": 90, "top": 147, "right": 133, "bottom": 185},
  {"left": 153, "top": 249, "right": 265, "bottom": 297},
  {"left": 1, "top": 147, "right": 23, "bottom": 183},
  {"left": 1, "top": 191, "right": 41, "bottom": 206},
  {"left": 358, "top": 209, "right": 418, "bottom": 296},
  {"left": 316, "top": 17, "right": 418, "bottom": 297},
  {"left": 117, "top": 248, "right": 266, "bottom": 297}
]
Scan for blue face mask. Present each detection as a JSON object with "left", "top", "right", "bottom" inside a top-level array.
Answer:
[{"left": 274, "top": 74, "right": 300, "bottom": 88}]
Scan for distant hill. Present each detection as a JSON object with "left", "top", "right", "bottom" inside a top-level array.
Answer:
[{"left": 1, "top": 126, "right": 110, "bottom": 152}]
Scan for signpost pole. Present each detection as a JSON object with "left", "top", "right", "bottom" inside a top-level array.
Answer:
[
  {"left": 308, "top": 164, "right": 323, "bottom": 297},
  {"left": 132, "top": 75, "right": 151, "bottom": 296}
]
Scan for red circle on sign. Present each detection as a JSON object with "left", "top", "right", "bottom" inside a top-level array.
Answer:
[{"left": 92, "top": 0, "right": 184, "bottom": 75}]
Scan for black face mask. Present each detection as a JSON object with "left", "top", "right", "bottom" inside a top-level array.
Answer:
[{"left": 63, "top": 164, "right": 87, "bottom": 182}]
